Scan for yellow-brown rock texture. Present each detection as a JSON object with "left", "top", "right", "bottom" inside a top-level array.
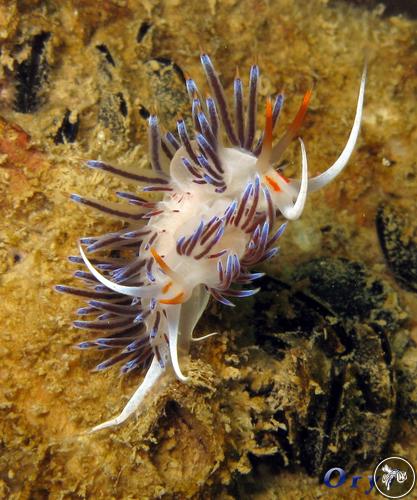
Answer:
[{"left": 0, "top": 0, "right": 416, "bottom": 498}]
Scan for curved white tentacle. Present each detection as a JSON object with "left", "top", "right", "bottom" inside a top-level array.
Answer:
[
  {"left": 79, "top": 244, "right": 159, "bottom": 298},
  {"left": 279, "top": 138, "right": 308, "bottom": 220},
  {"left": 305, "top": 65, "right": 367, "bottom": 192},
  {"left": 166, "top": 304, "right": 188, "bottom": 382},
  {"left": 192, "top": 331, "right": 219, "bottom": 342},
  {"left": 90, "top": 357, "right": 165, "bottom": 432},
  {"left": 179, "top": 285, "right": 210, "bottom": 346}
]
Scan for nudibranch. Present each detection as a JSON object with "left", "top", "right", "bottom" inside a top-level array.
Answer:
[{"left": 56, "top": 54, "right": 366, "bottom": 432}]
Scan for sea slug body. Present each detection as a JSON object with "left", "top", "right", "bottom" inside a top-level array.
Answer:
[{"left": 56, "top": 54, "right": 366, "bottom": 432}]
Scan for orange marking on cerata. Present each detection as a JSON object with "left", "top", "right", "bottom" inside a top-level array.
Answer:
[
  {"left": 264, "top": 96, "right": 273, "bottom": 150},
  {"left": 288, "top": 89, "right": 312, "bottom": 136},
  {"left": 269, "top": 89, "right": 313, "bottom": 163},
  {"left": 265, "top": 175, "right": 281, "bottom": 192},
  {"left": 150, "top": 247, "right": 172, "bottom": 274},
  {"left": 159, "top": 292, "right": 186, "bottom": 305},
  {"left": 162, "top": 281, "right": 173, "bottom": 294}
]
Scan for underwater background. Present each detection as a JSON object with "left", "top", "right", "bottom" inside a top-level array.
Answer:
[{"left": 0, "top": 0, "right": 416, "bottom": 498}]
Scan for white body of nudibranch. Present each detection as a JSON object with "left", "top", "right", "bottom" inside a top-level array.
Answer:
[{"left": 56, "top": 54, "right": 366, "bottom": 431}]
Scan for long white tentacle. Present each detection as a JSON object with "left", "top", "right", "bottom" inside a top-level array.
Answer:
[
  {"left": 79, "top": 244, "right": 159, "bottom": 298},
  {"left": 192, "top": 331, "right": 219, "bottom": 342},
  {"left": 166, "top": 305, "right": 188, "bottom": 382},
  {"left": 279, "top": 138, "right": 308, "bottom": 220},
  {"left": 305, "top": 65, "right": 367, "bottom": 192},
  {"left": 90, "top": 357, "right": 165, "bottom": 432}
]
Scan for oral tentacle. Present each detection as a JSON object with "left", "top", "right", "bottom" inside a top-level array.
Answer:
[
  {"left": 166, "top": 304, "right": 188, "bottom": 382},
  {"left": 303, "top": 64, "right": 367, "bottom": 192},
  {"left": 90, "top": 357, "right": 165, "bottom": 433},
  {"left": 78, "top": 244, "right": 160, "bottom": 298},
  {"left": 276, "top": 138, "right": 309, "bottom": 220}
]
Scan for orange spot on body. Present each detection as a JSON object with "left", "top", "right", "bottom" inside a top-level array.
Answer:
[
  {"left": 159, "top": 292, "right": 186, "bottom": 305},
  {"left": 265, "top": 175, "right": 281, "bottom": 192}
]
